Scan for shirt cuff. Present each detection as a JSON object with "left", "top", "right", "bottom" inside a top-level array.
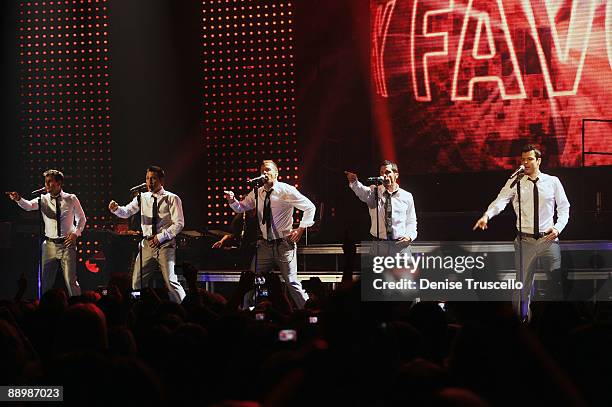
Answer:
[{"left": 299, "top": 220, "right": 315, "bottom": 229}]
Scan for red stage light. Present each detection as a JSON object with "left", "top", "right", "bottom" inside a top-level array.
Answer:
[
  {"left": 19, "top": 0, "right": 112, "bottom": 266},
  {"left": 85, "top": 259, "right": 100, "bottom": 273}
]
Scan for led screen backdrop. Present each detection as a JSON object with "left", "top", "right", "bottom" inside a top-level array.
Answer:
[{"left": 371, "top": 0, "right": 612, "bottom": 172}]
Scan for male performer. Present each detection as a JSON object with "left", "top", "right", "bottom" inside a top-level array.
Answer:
[
  {"left": 108, "top": 165, "right": 186, "bottom": 303},
  {"left": 473, "top": 145, "right": 570, "bottom": 317},
  {"left": 7, "top": 169, "right": 86, "bottom": 296},
  {"left": 345, "top": 160, "right": 417, "bottom": 243},
  {"left": 224, "top": 160, "right": 315, "bottom": 309}
]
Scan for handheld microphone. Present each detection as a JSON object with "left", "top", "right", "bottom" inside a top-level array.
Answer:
[
  {"left": 129, "top": 183, "right": 148, "bottom": 193},
  {"left": 366, "top": 176, "right": 385, "bottom": 184},
  {"left": 246, "top": 174, "right": 267, "bottom": 184},
  {"left": 31, "top": 187, "right": 47, "bottom": 195},
  {"left": 509, "top": 165, "right": 525, "bottom": 179}
]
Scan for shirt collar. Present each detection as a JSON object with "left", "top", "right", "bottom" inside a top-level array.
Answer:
[
  {"left": 381, "top": 184, "right": 400, "bottom": 195},
  {"left": 263, "top": 180, "right": 277, "bottom": 191},
  {"left": 526, "top": 171, "right": 541, "bottom": 181},
  {"left": 50, "top": 190, "right": 64, "bottom": 199},
  {"left": 260, "top": 182, "right": 277, "bottom": 195},
  {"left": 151, "top": 187, "right": 165, "bottom": 198}
]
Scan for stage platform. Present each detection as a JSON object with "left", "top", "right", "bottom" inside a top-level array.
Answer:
[{"left": 193, "top": 241, "right": 612, "bottom": 298}]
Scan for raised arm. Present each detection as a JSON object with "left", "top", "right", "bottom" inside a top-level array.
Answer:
[
  {"left": 226, "top": 189, "right": 256, "bottom": 213},
  {"left": 474, "top": 179, "right": 515, "bottom": 230},
  {"left": 345, "top": 171, "right": 376, "bottom": 208},
  {"left": 109, "top": 196, "right": 140, "bottom": 219},
  {"left": 8, "top": 192, "right": 40, "bottom": 211}
]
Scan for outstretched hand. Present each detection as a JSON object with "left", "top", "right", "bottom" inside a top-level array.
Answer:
[
  {"left": 473, "top": 215, "right": 488, "bottom": 231},
  {"left": 344, "top": 171, "right": 357, "bottom": 183},
  {"left": 6, "top": 192, "right": 21, "bottom": 201},
  {"left": 224, "top": 190, "right": 235, "bottom": 203},
  {"left": 108, "top": 200, "right": 119, "bottom": 212}
]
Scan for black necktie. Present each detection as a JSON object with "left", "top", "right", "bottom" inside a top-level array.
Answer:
[
  {"left": 55, "top": 196, "right": 61, "bottom": 237},
  {"left": 384, "top": 190, "right": 393, "bottom": 240},
  {"left": 152, "top": 196, "right": 158, "bottom": 236},
  {"left": 262, "top": 189, "right": 272, "bottom": 238},
  {"left": 529, "top": 178, "right": 539, "bottom": 238}
]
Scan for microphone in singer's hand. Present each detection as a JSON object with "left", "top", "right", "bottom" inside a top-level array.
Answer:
[
  {"left": 366, "top": 176, "right": 385, "bottom": 184},
  {"left": 31, "top": 187, "right": 47, "bottom": 195},
  {"left": 246, "top": 174, "right": 267, "bottom": 184},
  {"left": 509, "top": 165, "right": 525, "bottom": 178},
  {"left": 129, "top": 183, "right": 148, "bottom": 192}
]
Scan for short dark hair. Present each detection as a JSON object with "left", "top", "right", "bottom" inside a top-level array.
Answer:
[
  {"left": 146, "top": 165, "right": 165, "bottom": 179},
  {"left": 521, "top": 144, "right": 542, "bottom": 159},
  {"left": 43, "top": 169, "right": 64, "bottom": 184},
  {"left": 380, "top": 160, "right": 399, "bottom": 173}
]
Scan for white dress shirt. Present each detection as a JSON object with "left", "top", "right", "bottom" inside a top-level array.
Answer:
[
  {"left": 18, "top": 190, "right": 87, "bottom": 238},
  {"left": 112, "top": 187, "right": 184, "bottom": 244},
  {"left": 229, "top": 181, "right": 316, "bottom": 240},
  {"left": 484, "top": 172, "right": 570, "bottom": 234},
  {"left": 349, "top": 181, "right": 418, "bottom": 241}
]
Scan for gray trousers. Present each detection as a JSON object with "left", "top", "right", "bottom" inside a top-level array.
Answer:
[
  {"left": 514, "top": 237, "right": 562, "bottom": 317},
  {"left": 132, "top": 239, "right": 186, "bottom": 304},
  {"left": 42, "top": 240, "right": 81, "bottom": 296},
  {"left": 252, "top": 239, "right": 309, "bottom": 309}
]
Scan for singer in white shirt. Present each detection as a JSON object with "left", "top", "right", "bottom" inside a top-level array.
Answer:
[
  {"left": 474, "top": 145, "right": 570, "bottom": 319},
  {"left": 345, "top": 160, "right": 418, "bottom": 242},
  {"left": 109, "top": 166, "right": 186, "bottom": 303},
  {"left": 7, "top": 169, "right": 86, "bottom": 296},
  {"left": 224, "top": 160, "right": 315, "bottom": 309}
]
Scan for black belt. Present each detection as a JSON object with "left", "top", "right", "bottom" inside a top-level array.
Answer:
[
  {"left": 371, "top": 235, "right": 400, "bottom": 242},
  {"left": 260, "top": 237, "right": 286, "bottom": 244},
  {"left": 45, "top": 237, "right": 65, "bottom": 244},
  {"left": 143, "top": 237, "right": 175, "bottom": 243},
  {"left": 518, "top": 232, "right": 548, "bottom": 240}
]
